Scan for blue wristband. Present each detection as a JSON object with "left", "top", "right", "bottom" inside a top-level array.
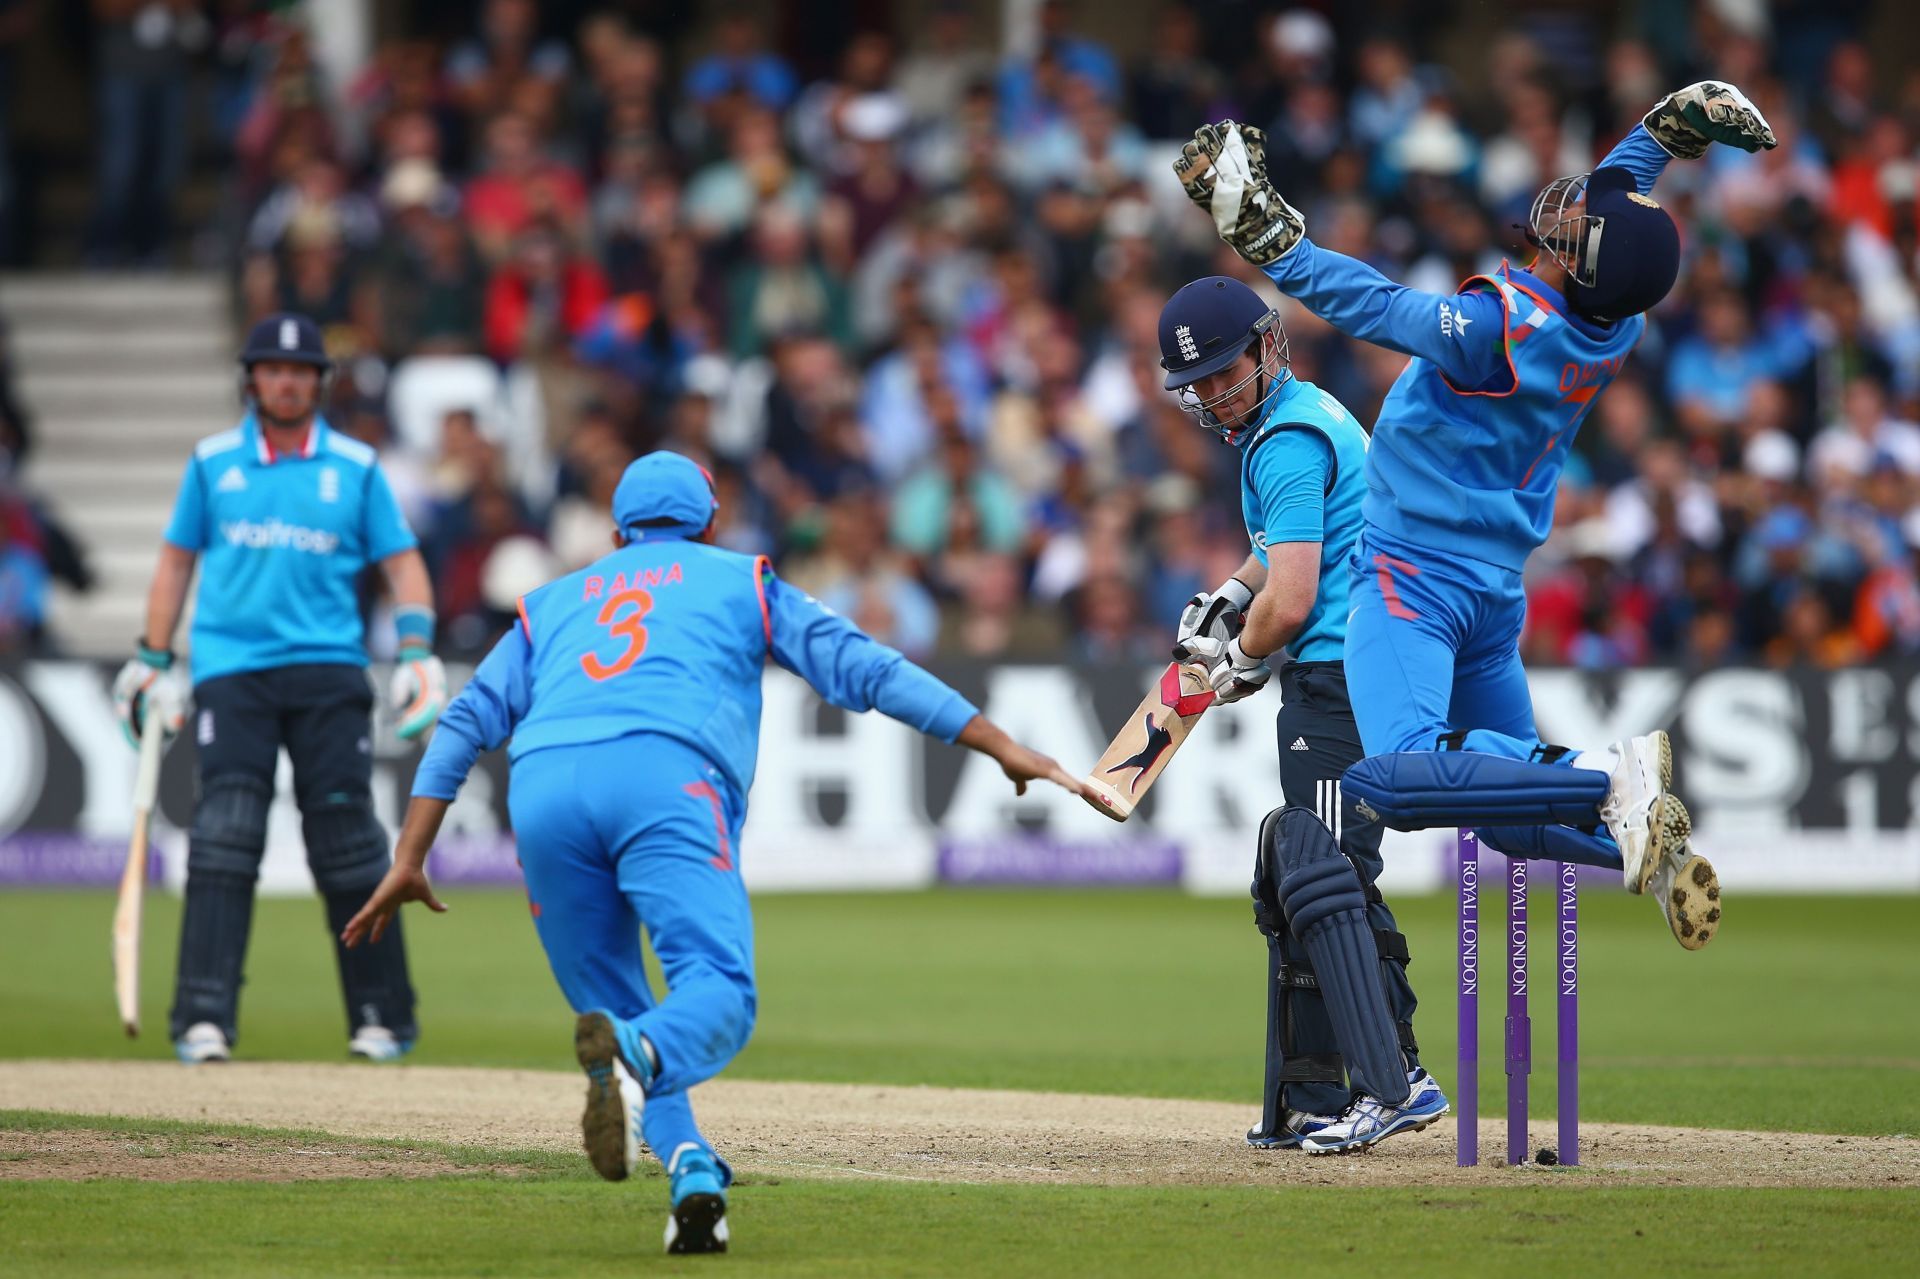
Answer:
[
  {"left": 137, "top": 642, "right": 174, "bottom": 671},
  {"left": 394, "top": 606, "right": 435, "bottom": 655}
]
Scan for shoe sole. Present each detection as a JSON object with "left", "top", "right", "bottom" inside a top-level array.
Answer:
[
  {"left": 665, "top": 1193, "right": 729, "bottom": 1255},
  {"left": 574, "top": 1013, "right": 635, "bottom": 1182},
  {"left": 1664, "top": 852, "right": 1721, "bottom": 951},
  {"left": 1301, "top": 1104, "right": 1450, "bottom": 1156},
  {"left": 1625, "top": 732, "right": 1675, "bottom": 895}
]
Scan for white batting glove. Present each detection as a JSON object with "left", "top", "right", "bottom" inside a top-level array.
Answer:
[
  {"left": 1643, "top": 81, "right": 1777, "bottom": 159},
  {"left": 1181, "top": 635, "right": 1273, "bottom": 704},
  {"left": 1173, "top": 577, "right": 1255, "bottom": 661},
  {"left": 390, "top": 649, "right": 448, "bottom": 741},
  {"left": 111, "top": 645, "right": 188, "bottom": 747},
  {"left": 1173, "top": 120, "right": 1305, "bottom": 265}
]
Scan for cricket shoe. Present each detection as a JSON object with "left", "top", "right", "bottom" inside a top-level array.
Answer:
[
  {"left": 1597, "top": 732, "right": 1687, "bottom": 895},
  {"left": 664, "top": 1142, "right": 730, "bottom": 1255},
  {"left": 1246, "top": 1108, "right": 1340, "bottom": 1150},
  {"left": 1299, "top": 1069, "right": 1450, "bottom": 1156},
  {"left": 175, "top": 1022, "right": 230, "bottom": 1064},
  {"left": 575, "top": 1011, "right": 646, "bottom": 1182},
  {"left": 1652, "top": 842, "right": 1722, "bottom": 950},
  {"left": 348, "top": 1026, "right": 414, "bottom": 1062}
]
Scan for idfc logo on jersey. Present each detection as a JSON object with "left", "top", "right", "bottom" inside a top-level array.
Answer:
[{"left": 219, "top": 518, "right": 341, "bottom": 555}]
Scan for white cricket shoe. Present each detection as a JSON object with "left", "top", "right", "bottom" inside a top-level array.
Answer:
[
  {"left": 175, "top": 1022, "right": 230, "bottom": 1064},
  {"left": 1246, "top": 1107, "right": 1341, "bottom": 1150},
  {"left": 1598, "top": 732, "right": 1689, "bottom": 894},
  {"left": 1651, "top": 843, "right": 1722, "bottom": 950},
  {"left": 575, "top": 1011, "right": 644, "bottom": 1182},
  {"left": 1298, "top": 1068, "right": 1450, "bottom": 1156},
  {"left": 348, "top": 1025, "right": 413, "bottom": 1062}
]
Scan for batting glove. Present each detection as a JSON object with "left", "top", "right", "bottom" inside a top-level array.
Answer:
[
  {"left": 111, "top": 643, "right": 188, "bottom": 747},
  {"left": 1182, "top": 635, "right": 1273, "bottom": 704},
  {"left": 390, "top": 648, "right": 448, "bottom": 741},
  {"left": 1173, "top": 120, "right": 1305, "bottom": 265},
  {"left": 1173, "top": 577, "right": 1255, "bottom": 662},
  {"left": 1643, "top": 81, "right": 1777, "bottom": 160}
]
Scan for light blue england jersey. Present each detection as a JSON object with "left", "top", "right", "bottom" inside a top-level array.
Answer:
[
  {"left": 1236, "top": 375, "right": 1369, "bottom": 662},
  {"left": 163, "top": 414, "right": 418, "bottom": 682}
]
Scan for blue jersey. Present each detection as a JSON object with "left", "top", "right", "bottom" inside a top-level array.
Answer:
[
  {"left": 1261, "top": 125, "right": 1672, "bottom": 572},
  {"left": 412, "top": 537, "right": 979, "bottom": 801},
  {"left": 163, "top": 414, "right": 418, "bottom": 683},
  {"left": 1236, "top": 375, "right": 1369, "bottom": 662}
]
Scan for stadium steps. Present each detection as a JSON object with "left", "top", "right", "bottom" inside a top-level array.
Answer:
[{"left": 1, "top": 273, "right": 233, "bottom": 657}]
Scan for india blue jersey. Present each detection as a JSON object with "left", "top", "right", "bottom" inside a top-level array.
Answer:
[
  {"left": 1235, "top": 375, "right": 1369, "bottom": 661},
  {"left": 1260, "top": 123, "right": 1674, "bottom": 572},
  {"left": 413, "top": 538, "right": 979, "bottom": 801},
  {"left": 163, "top": 415, "right": 417, "bottom": 683}
]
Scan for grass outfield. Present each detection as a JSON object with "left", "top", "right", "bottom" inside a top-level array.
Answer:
[
  {"left": 2, "top": 887, "right": 1915, "bottom": 1135},
  {"left": 3, "top": 887, "right": 1916, "bottom": 1276},
  {"left": 5, "top": 1114, "right": 1917, "bottom": 1278}
]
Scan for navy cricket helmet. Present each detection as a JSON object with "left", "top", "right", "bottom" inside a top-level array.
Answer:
[
  {"left": 1527, "top": 166, "right": 1680, "bottom": 322},
  {"left": 1158, "top": 276, "right": 1291, "bottom": 442},
  {"left": 239, "top": 312, "right": 332, "bottom": 370}
]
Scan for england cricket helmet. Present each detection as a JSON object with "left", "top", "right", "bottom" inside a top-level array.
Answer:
[
  {"left": 1158, "top": 276, "right": 1291, "bottom": 442},
  {"left": 239, "top": 312, "right": 333, "bottom": 370},
  {"left": 612, "top": 450, "right": 719, "bottom": 541},
  {"left": 1527, "top": 166, "right": 1680, "bottom": 322}
]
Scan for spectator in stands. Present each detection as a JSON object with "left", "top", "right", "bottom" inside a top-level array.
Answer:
[
  {"left": 483, "top": 218, "right": 609, "bottom": 365},
  {"left": 446, "top": 0, "right": 571, "bottom": 127},
  {"left": 85, "top": 0, "right": 207, "bottom": 265},
  {"left": 0, "top": 489, "right": 47, "bottom": 651},
  {"left": 463, "top": 111, "right": 588, "bottom": 262}
]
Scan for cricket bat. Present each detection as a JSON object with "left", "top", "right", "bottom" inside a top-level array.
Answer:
[
  {"left": 113, "top": 709, "right": 166, "bottom": 1037},
  {"left": 1082, "top": 660, "right": 1217, "bottom": 821}
]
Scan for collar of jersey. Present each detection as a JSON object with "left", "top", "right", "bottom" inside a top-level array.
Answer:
[
  {"left": 1236, "top": 374, "right": 1306, "bottom": 448},
  {"left": 1504, "top": 263, "right": 1612, "bottom": 341},
  {"left": 242, "top": 412, "right": 330, "bottom": 465}
]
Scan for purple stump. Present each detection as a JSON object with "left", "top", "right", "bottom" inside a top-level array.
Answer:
[
  {"left": 1505, "top": 856, "right": 1530, "bottom": 1167},
  {"left": 1456, "top": 830, "right": 1479, "bottom": 1167},
  {"left": 1558, "top": 860, "right": 1579, "bottom": 1166}
]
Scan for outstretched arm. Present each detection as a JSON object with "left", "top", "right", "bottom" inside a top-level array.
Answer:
[{"left": 766, "top": 571, "right": 1089, "bottom": 797}]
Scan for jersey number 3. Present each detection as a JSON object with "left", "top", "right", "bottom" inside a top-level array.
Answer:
[{"left": 580, "top": 588, "right": 654, "bottom": 681}]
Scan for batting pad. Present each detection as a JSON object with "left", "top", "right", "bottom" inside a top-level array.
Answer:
[
  {"left": 1272, "top": 807, "right": 1410, "bottom": 1106},
  {"left": 1342, "top": 750, "right": 1609, "bottom": 830}
]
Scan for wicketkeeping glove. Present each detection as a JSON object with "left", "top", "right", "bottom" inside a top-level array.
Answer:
[
  {"left": 1643, "top": 81, "right": 1777, "bottom": 160},
  {"left": 111, "top": 643, "right": 188, "bottom": 747},
  {"left": 1173, "top": 577, "right": 1255, "bottom": 662},
  {"left": 1181, "top": 634, "right": 1273, "bottom": 704},
  {"left": 390, "top": 648, "right": 448, "bottom": 740},
  {"left": 1173, "top": 120, "right": 1305, "bottom": 265}
]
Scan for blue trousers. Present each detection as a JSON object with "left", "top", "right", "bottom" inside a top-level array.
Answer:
[
  {"left": 509, "top": 733, "right": 754, "bottom": 1177},
  {"left": 1342, "top": 532, "right": 1620, "bottom": 871}
]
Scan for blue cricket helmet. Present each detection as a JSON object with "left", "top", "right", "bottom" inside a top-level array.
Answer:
[
  {"left": 1158, "top": 276, "right": 1290, "bottom": 442},
  {"left": 1529, "top": 166, "right": 1680, "bottom": 322},
  {"left": 239, "top": 312, "right": 332, "bottom": 370}
]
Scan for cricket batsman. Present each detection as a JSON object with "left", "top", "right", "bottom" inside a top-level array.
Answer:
[
  {"left": 1172, "top": 85, "right": 1774, "bottom": 1025},
  {"left": 343, "top": 450, "right": 1088, "bottom": 1254},
  {"left": 1156, "top": 275, "right": 1447, "bottom": 1155},
  {"left": 113, "top": 312, "right": 446, "bottom": 1065}
]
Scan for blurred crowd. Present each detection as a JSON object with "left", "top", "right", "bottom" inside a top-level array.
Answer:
[{"left": 7, "top": 0, "right": 1920, "bottom": 669}]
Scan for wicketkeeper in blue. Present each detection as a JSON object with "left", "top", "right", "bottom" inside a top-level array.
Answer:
[
  {"left": 1173, "top": 83, "right": 1775, "bottom": 1145},
  {"left": 1156, "top": 275, "right": 1448, "bottom": 1156},
  {"left": 115, "top": 311, "right": 447, "bottom": 1066},
  {"left": 343, "top": 451, "right": 1087, "bottom": 1255}
]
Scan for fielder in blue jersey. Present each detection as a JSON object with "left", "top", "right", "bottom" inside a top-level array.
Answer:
[
  {"left": 114, "top": 312, "right": 448, "bottom": 1066},
  {"left": 342, "top": 451, "right": 1087, "bottom": 1255},
  {"left": 1154, "top": 275, "right": 1449, "bottom": 1157},
  {"left": 1174, "top": 83, "right": 1777, "bottom": 980}
]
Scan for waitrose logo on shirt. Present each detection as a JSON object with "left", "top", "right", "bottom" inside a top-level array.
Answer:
[{"left": 219, "top": 518, "right": 341, "bottom": 554}]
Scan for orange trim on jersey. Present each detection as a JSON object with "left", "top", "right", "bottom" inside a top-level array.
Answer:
[
  {"left": 1504, "top": 273, "right": 1562, "bottom": 318},
  {"left": 752, "top": 554, "right": 774, "bottom": 646},
  {"left": 1437, "top": 263, "right": 1521, "bottom": 399},
  {"left": 516, "top": 595, "right": 533, "bottom": 644},
  {"left": 1373, "top": 552, "right": 1423, "bottom": 620},
  {"left": 1520, "top": 432, "right": 1563, "bottom": 488}
]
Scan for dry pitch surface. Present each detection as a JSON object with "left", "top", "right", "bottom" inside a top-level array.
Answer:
[{"left": 2, "top": 1060, "right": 1913, "bottom": 1189}]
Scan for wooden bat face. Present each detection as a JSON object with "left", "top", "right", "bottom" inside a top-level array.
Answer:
[{"left": 1082, "top": 661, "right": 1216, "bottom": 821}]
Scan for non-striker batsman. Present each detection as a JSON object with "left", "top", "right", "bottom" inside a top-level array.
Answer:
[{"left": 113, "top": 311, "right": 448, "bottom": 1065}]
